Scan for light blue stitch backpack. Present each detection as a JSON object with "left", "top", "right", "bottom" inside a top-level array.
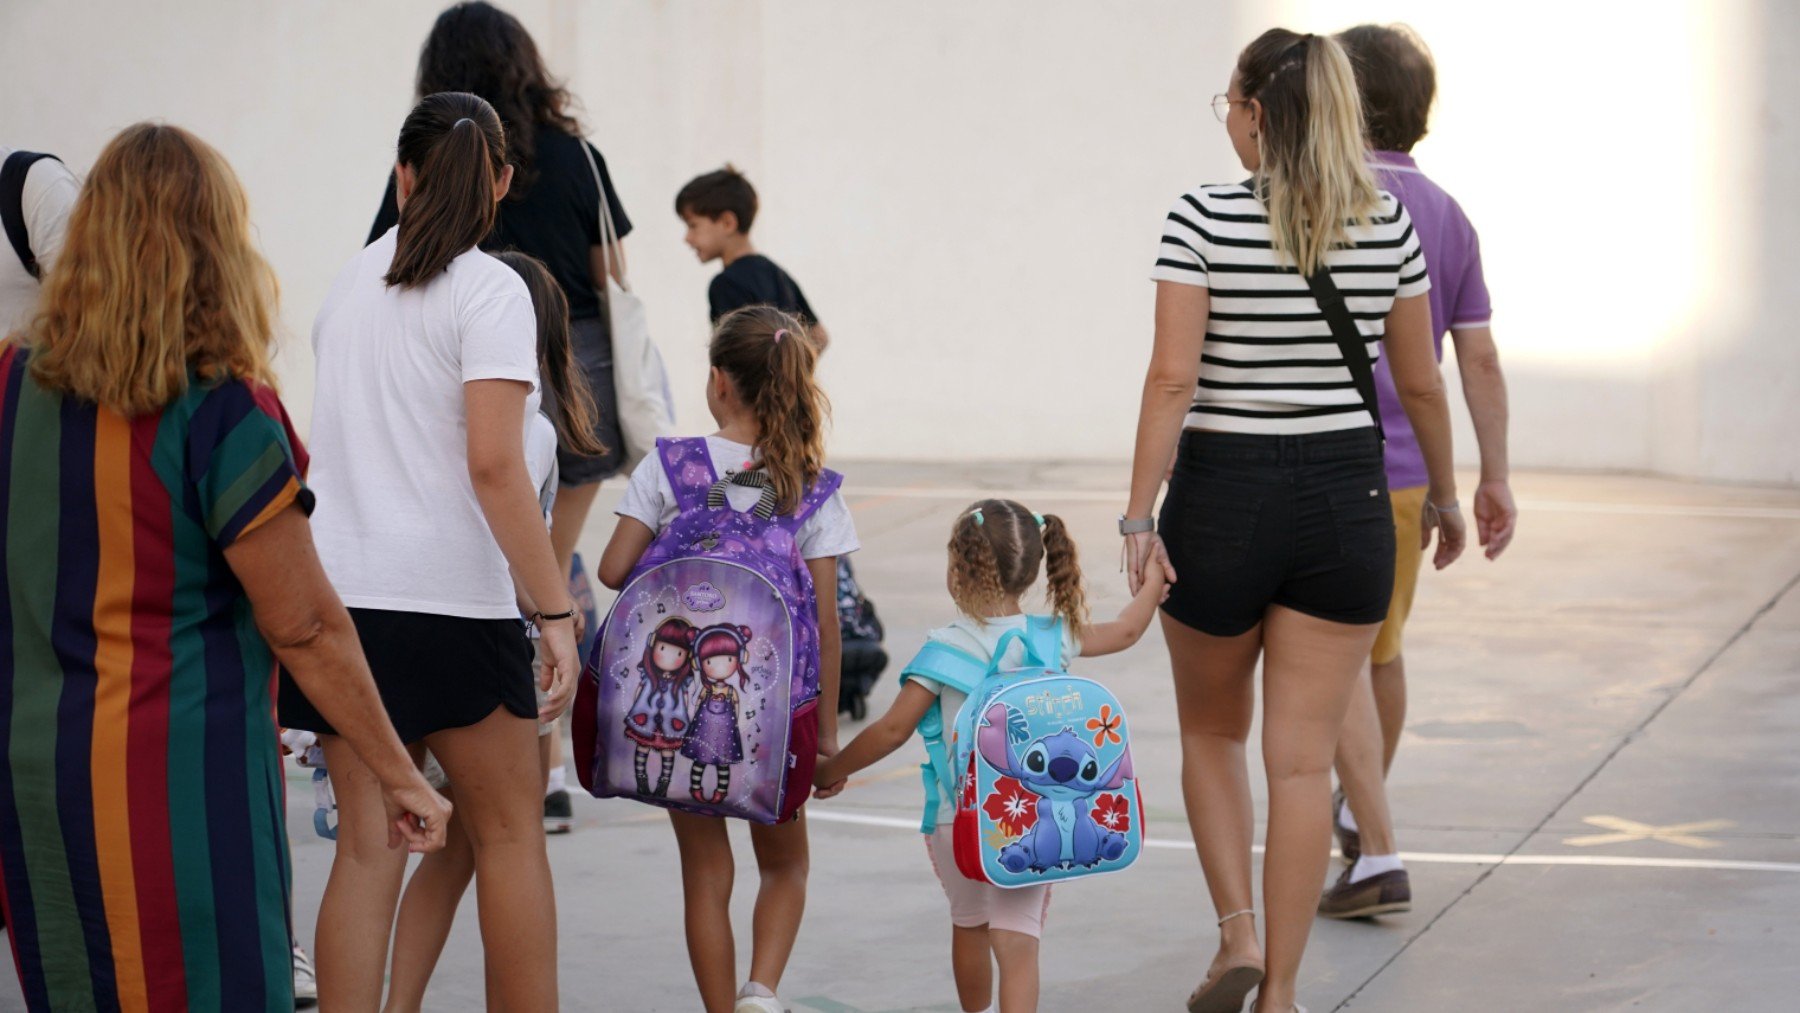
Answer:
[{"left": 902, "top": 615, "right": 1143, "bottom": 888}]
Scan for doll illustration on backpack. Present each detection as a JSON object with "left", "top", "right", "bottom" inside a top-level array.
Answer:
[
  {"left": 625, "top": 618, "right": 698, "bottom": 796},
  {"left": 682, "top": 623, "right": 755, "bottom": 804}
]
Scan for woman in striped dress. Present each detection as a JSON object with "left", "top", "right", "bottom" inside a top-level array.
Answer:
[
  {"left": 0, "top": 123, "right": 449, "bottom": 1012},
  {"left": 1122, "top": 30, "right": 1467, "bottom": 1013}
]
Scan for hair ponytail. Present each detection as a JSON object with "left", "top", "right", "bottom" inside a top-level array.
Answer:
[
  {"left": 385, "top": 92, "right": 508, "bottom": 289},
  {"left": 709, "top": 306, "right": 829, "bottom": 513},
  {"left": 493, "top": 251, "right": 606, "bottom": 456},
  {"left": 1039, "top": 514, "right": 1089, "bottom": 633},
  {"left": 1237, "top": 30, "right": 1380, "bottom": 275}
]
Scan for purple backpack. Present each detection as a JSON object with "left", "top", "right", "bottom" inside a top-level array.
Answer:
[{"left": 572, "top": 437, "right": 842, "bottom": 823}]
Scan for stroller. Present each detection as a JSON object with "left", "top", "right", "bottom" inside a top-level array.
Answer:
[{"left": 836, "top": 558, "right": 888, "bottom": 721}]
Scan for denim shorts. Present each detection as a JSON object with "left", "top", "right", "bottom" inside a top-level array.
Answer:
[
  {"left": 1158, "top": 428, "right": 1395, "bottom": 637},
  {"left": 545, "top": 314, "right": 626, "bottom": 485}
]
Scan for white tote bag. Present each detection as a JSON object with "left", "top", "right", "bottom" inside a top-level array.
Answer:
[{"left": 582, "top": 142, "right": 674, "bottom": 470}]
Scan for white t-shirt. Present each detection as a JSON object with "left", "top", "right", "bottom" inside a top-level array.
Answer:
[
  {"left": 308, "top": 228, "right": 541, "bottom": 619},
  {"left": 0, "top": 149, "right": 81, "bottom": 335},
  {"left": 614, "top": 435, "right": 859, "bottom": 560},
  {"left": 526, "top": 412, "right": 559, "bottom": 523},
  {"left": 909, "top": 615, "right": 1082, "bottom": 825}
]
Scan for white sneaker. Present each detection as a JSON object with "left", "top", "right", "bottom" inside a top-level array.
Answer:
[
  {"left": 733, "top": 983, "right": 786, "bottom": 1013},
  {"left": 291, "top": 945, "right": 317, "bottom": 1007}
]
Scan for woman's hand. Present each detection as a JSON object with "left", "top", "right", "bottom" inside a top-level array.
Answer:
[
  {"left": 382, "top": 772, "right": 453, "bottom": 853},
  {"left": 1422, "top": 500, "right": 1468, "bottom": 571},
  {"left": 1124, "top": 531, "right": 1176, "bottom": 596},
  {"left": 1473, "top": 479, "right": 1517, "bottom": 560},
  {"left": 536, "top": 618, "right": 581, "bottom": 722}
]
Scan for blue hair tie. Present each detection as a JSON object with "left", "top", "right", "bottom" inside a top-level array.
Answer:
[
  {"left": 971, "top": 508, "right": 984, "bottom": 527},
  {"left": 1032, "top": 512, "right": 1045, "bottom": 529}
]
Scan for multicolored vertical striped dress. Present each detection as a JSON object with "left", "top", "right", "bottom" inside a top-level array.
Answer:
[{"left": 0, "top": 345, "right": 312, "bottom": 1012}]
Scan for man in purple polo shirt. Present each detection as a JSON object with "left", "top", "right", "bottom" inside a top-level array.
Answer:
[{"left": 1318, "top": 23, "right": 1520, "bottom": 919}]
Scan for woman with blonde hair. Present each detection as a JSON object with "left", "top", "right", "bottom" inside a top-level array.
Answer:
[
  {"left": 0, "top": 123, "right": 448, "bottom": 1012},
  {"left": 1123, "top": 29, "right": 1465, "bottom": 1012}
]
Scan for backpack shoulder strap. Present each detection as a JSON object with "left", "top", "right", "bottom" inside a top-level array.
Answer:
[
  {"left": 1300, "top": 263, "right": 1384, "bottom": 439},
  {"left": 900, "top": 640, "right": 989, "bottom": 833},
  {"left": 657, "top": 437, "right": 717, "bottom": 512},
  {"left": 2, "top": 152, "right": 58, "bottom": 281},
  {"left": 1021, "top": 615, "right": 1067, "bottom": 670},
  {"left": 780, "top": 467, "right": 843, "bottom": 531}
]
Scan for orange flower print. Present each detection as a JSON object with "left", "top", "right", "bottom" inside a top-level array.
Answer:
[
  {"left": 982, "top": 776, "right": 1039, "bottom": 837},
  {"left": 1090, "top": 792, "right": 1131, "bottom": 834},
  {"left": 1086, "top": 705, "right": 1122, "bottom": 747}
]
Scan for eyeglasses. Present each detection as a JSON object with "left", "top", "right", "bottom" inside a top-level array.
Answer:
[{"left": 1211, "top": 93, "right": 1247, "bottom": 123}]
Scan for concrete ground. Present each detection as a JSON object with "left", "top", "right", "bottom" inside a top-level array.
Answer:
[{"left": 12, "top": 464, "right": 1800, "bottom": 1011}]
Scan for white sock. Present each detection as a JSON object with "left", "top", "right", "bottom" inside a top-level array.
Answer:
[
  {"left": 1337, "top": 796, "right": 1360, "bottom": 833},
  {"left": 738, "top": 981, "right": 776, "bottom": 999},
  {"left": 545, "top": 764, "right": 567, "bottom": 796},
  {"left": 1349, "top": 853, "right": 1402, "bottom": 883}
]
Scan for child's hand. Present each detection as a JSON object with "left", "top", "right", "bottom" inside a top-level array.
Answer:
[{"left": 813, "top": 756, "right": 847, "bottom": 798}]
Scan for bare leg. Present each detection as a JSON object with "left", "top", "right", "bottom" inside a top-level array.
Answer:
[
  {"left": 1161, "top": 613, "right": 1265, "bottom": 980},
  {"left": 950, "top": 924, "right": 993, "bottom": 1011},
  {"left": 669, "top": 810, "right": 738, "bottom": 1013},
  {"left": 1370, "top": 655, "right": 1407, "bottom": 773},
  {"left": 1257, "top": 606, "right": 1380, "bottom": 1010},
  {"left": 990, "top": 928, "right": 1040, "bottom": 1013},
  {"left": 540, "top": 729, "right": 555, "bottom": 793},
  {"left": 385, "top": 789, "right": 474, "bottom": 1013},
  {"left": 1331, "top": 664, "right": 1398, "bottom": 856},
  {"left": 549, "top": 481, "right": 601, "bottom": 579},
  {"left": 746, "top": 812, "right": 810, "bottom": 993},
  {"left": 314, "top": 735, "right": 422, "bottom": 1010},
  {"left": 425, "top": 707, "right": 560, "bottom": 1011}
]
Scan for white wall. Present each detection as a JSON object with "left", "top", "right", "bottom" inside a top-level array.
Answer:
[{"left": 4, "top": 0, "right": 1795, "bottom": 483}]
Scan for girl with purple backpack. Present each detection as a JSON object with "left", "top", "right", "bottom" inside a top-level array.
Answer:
[{"left": 595, "top": 305, "right": 858, "bottom": 1013}]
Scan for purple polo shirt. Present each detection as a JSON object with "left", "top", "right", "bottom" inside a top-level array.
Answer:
[{"left": 1369, "top": 150, "right": 1493, "bottom": 489}]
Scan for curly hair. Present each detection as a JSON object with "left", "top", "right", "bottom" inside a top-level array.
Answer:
[
  {"left": 946, "top": 499, "right": 1088, "bottom": 632},
  {"left": 21, "top": 123, "right": 278, "bottom": 416},
  {"left": 415, "top": 1, "right": 582, "bottom": 194}
]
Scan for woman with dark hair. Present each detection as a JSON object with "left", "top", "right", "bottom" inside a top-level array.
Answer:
[
  {"left": 370, "top": 0, "right": 633, "bottom": 615},
  {"left": 1123, "top": 29, "right": 1466, "bottom": 1013},
  {"left": 0, "top": 122, "right": 448, "bottom": 1012},
  {"left": 293, "top": 91, "right": 580, "bottom": 1009}
]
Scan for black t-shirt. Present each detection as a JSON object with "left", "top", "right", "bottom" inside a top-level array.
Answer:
[
  {"left": 708, "top": 254, "right": 816, "bottom": 323},
  {"left": 369, "top": 131, "right": 631, "bottom": 321}
]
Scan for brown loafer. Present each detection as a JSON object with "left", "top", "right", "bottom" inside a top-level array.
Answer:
[
  {"left": 1332, "top": 788, "right": 1360, "bottom": 865},
  {"left": 1187, "top": 962, "right": 1264, "bottom": 1013},
  {"left": 1317, "top": 864, "right": 1411, "bottom": 919}
]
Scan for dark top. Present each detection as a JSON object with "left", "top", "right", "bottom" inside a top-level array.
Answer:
[
  {"left": 370, "top": 131, "right": 631, "bottom": 321},
  {"left": 708, "top": 254, "right": 817, "bottom": 323}
]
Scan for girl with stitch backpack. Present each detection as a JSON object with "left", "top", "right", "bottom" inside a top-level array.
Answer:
[
  {"left": 580, "top": 306, "right": 857, "bottom": 1013},
  {"left": 814, "top": 500, "right": 1169, "bottom": 1013}
]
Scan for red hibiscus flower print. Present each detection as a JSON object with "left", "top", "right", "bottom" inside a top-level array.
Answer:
[
  {"left": 1090, "top": 792, "right": 1131, "bottom": 833},
  {"left": 982, "top": 776, "right": 1038, "bottom": 837},
  {"left": 1086, "top": 705, "right": 1122, "bottom": 747}
]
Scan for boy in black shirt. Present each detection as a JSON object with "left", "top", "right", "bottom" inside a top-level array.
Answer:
[{"left": 675, "top": 165, "right": 831, "bottom": 349}]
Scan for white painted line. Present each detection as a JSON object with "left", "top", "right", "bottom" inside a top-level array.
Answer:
[
  {"left": 806, "top": 809, "right": 1800, "bottom": 875},
  {"left": 847, "top": 486, "right": 1800, "bottom": 521}
]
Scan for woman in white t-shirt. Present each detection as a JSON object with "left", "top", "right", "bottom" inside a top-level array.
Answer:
[{"left": 278, "top": 92, "right": 578, "bottom": 1010}]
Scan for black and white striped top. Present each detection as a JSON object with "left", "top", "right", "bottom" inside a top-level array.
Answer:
[{"left": 1152, "top": 182, "right": 1430, "bottom": 435}]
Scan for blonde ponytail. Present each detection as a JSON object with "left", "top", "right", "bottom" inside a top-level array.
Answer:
[{"left": 1239, "top": 30, "right": 1381, "bottom": 275}]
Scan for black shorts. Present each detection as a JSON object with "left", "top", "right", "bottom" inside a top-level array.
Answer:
[
  {"left": 1159, "top": 428, "right": 1395, "bottom": 637},
  {"left": 277, "top": 608, "right": 536, "bottom": 744},
  {"left": 546, "top": 313, "right": 626, "bottom": 486}
]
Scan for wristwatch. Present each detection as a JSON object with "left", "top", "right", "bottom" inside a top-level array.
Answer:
[{"left": 1118, "top": 515, "right": 1155, "bottom": 535}]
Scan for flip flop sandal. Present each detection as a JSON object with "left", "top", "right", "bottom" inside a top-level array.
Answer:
[{"left": 1187, "top": 963, "right": 1264, "bottom": 1013}]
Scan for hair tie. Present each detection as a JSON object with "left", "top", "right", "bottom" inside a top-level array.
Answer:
[
  {"left": 773, "top": 329, "right": 787, "bottom": 345},
  {"left": 1032, "top": 512, "right": 1046, "bottom": 530},
  {"left": 453, "top": 117, "right": 474, "bottom": 128},
  {"left": 971, "top": 508, "right": 985, "bottom": 527}
]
